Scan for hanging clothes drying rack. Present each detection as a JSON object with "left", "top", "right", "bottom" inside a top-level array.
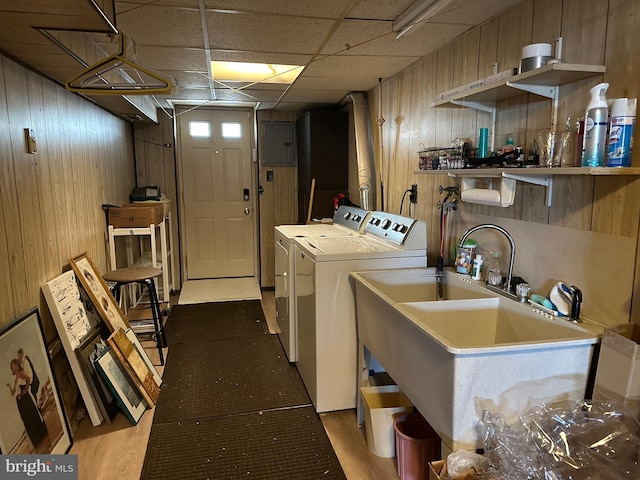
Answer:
[{"left": 65, "top": 33, "right": 174, "bottom": 95}]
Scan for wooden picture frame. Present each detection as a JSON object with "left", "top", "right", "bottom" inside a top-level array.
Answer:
[
  {"left": 125, "top": 328, "right": 162, "bottom": 388},
  {"left": 94, "top": 347, "right": 147, "bottom": 426},
  {"left": 69, "top": 252, "right": 129, "bottom": 333},
  {"left": 75, "top": 326, "right": 119, "bottom": 423},
  {"left": 0, "top": 307, "right": 72, "bottom": 454},
  {"left": 106, "top": 328, "right": 161, "bottom": 406},
  {"left": 42, "top": 269, "right": 105, "bottom": 426}
]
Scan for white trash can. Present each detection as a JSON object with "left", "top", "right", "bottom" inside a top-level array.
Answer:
[{"left": 361, "top": 385, "right": 413, "bottom": 457}]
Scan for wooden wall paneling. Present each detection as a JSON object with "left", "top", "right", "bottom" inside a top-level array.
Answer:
[
  {"left": 561, "top": 0, "right": 608, "bottom": 65},
  {"left": 556, "top": 0, "right": 609, "bottom": 155},
  {"left": 452, "top": 29, "right": 480, "bottom": 143},
  {"left": 604, "top": 0, "right": 640, "bottom": 136},
  {"left": 408, "top": 62, "right": 423, "bottom": 186},
  {"left": 5, "top": 58, "right": 45, "bottom": 313},
  {"left": 434, "top": 45, "right": 454, "bottom": 149},
  {"left": 477, "top": 18, "right": 499, "bottom": 79},
  {"left": 55, "top": 83, "right": 79, "bottom": 262},
  {"left": 548, "top": 176, "right": 595, "bottom": 229},
  {"left": 42, "top": 79, "right": 71, "bottom": 273},
  {"left": 531, "top": 0, "right": 562, "bottom": 45},
  {"left": 86, "top": 102, "right": 104, "bottom": 266},
  {"left": 496, "top": 0, "right": 533, "bottom": 75},
  {"left": 394, "top": 68, "right": 413, "bottom": 210},
  {"left": 519, "top": 182, "right": 550, "bottom": 224},
  {"left": 0, "top": 57, "right": 18, "bottom": 323},
  {"left": 381, "top": 75, "right": 397, "bottom": 211},
  {"left": 476, "top": 19, "right": 499, "bottom": 150},
  {"left": 591, "top": 176, "right": 640, "bottom": 237},
  {"left": 65, "top": 94, "right": 87, "bottom": 258},
  {"left": 257, "top": 110, "right": 298, "bottom": 287},
  {"left": 420, "top": 54, "right": 437, "bottom": 150},
  {"left": 26, "top": 69, "right": 59, "bottom": 284}
]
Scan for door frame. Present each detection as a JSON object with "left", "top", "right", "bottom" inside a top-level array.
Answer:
[{"left": 174, "top": 105, "right": 260, "bottom": 286}]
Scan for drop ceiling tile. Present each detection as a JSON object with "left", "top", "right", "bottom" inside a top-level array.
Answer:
[
  {"left": 302, "top": 54, "right": 421, "bottom": 90},
  {"left": 321, "top": 19, "right": 470, "bottom": 57},
  {"left": 162, "top": 71, "right": 211, "bottom": 88},
  {"left": 205, "top": 10, "right": 335, "bottom": 54},
  {"left": 426, "top": 0, "right": 523, "bottom": 25},
  {"left": 116, "top": 5, "right": 204, "bottom": 47},
  {"left": 133, "top": 45, "right": 207, "bottom": 71},
  {"left": 203, "top": 0, "right": 352, "bottom": 18},
  {"left": 282, "top": 88, "right": 349, "bottom": 103},
  {"left": 116, "top": 0, "right": 199, "bottom": 15},
  {"left": 347, "top": 0, "right": 416, "bottom": 21}
]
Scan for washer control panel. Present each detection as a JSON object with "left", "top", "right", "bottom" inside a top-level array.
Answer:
[
  {"left": 365, "top": 211, "right": 417, "bottom": 245},
  {"left": 333, "top": 206, "right": 371, "bottom": 232}
]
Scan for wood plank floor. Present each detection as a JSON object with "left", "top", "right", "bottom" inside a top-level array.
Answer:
[{"left": 70, "top": 291, "right": 399, "bottom": 479}]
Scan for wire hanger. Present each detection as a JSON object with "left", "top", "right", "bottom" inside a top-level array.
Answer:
[{"left": 65, "top": 33, "right": 174, "bottom": 95}]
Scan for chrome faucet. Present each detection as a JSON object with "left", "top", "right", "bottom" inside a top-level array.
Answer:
[{"left": 459, "top": 224, "right": 516, "bottom": 294}]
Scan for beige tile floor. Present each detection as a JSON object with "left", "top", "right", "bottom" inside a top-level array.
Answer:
[{"left": 70, "top": 290, "right": 400, "bottom": 479}]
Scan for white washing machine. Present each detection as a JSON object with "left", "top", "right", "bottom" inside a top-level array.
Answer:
[
  {"left": 275, "top": 206, "right": 370, "bottom": 362},
  {"left": 294, "top": 211, "right": 427, "bottom": 413}
]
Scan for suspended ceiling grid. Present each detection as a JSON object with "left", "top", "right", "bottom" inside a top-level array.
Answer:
[{"left": 0, "top": 0, "right": 523, "bottom": 120}]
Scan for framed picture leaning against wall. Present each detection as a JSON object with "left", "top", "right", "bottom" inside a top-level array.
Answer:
[{"left": 0, "top": 307, "right": 72, "bottom": 454}]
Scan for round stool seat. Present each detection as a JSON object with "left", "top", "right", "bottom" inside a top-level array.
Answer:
[{"left": 103, "top": 266, "right": 162, "bottom": 284}]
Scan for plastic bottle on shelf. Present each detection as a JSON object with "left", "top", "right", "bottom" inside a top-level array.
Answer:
[
  {"left": 471, "top": 254, "right": 483, "bottom": 280},
  {"left": 503, "top": 134, "right": 515, "bottom": 154},
  {"left": 486, "top": 251, "right": 503, "bottom": 286},
  {"left": 581, "top": 82, "right": 609, "bottom": 167}
]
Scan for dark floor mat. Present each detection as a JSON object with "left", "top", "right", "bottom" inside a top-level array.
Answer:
[
  {"left": 165, "top": 300, "right": 268, "bottom": 345},
  {"left": 153, "top": 334, "right": 310, "bottom": 424},
  {"left": 142, "top": 406, "right": 346, "bottom": 480}
]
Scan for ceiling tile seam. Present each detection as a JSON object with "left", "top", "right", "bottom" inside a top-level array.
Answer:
[
  {"left": 274, "top": 0, "right": 361, "bottom": 107},
  {"left": 198, "top": 0, "right": 216, "bottom": 100}
]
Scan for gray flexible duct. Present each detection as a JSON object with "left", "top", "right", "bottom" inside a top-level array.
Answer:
[{"left": 346, "top": 92, "right": 376, "bottom": 210}]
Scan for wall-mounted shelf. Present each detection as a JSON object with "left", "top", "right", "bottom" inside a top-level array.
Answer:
[
  {"left": 414, "top": 167, "right": 640, "bottom": 207},
  {"left": 431, "top": 63, "right": 606, "bottom": 148},
  {"left": 431, "top": 63, "right": 606, "bottom": 109},
  {"left": 415, "top": 167, "right": 640, "bottom": 176}
]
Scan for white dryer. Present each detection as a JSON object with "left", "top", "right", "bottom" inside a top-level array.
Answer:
[
  {"left": 274, "top": 206, "right": 370, "bottom": 362},
  {"left": 294, "top": 211, "right": 427, "bottom": 413}
]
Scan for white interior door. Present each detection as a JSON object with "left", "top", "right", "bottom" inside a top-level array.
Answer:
[{"left": 178, "top": 108, "right": 255, "bottom": 280}]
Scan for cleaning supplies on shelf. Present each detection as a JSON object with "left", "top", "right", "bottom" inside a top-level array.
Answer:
[
  {"left": 607, "top": 98, "right": 637, "bottom": 167},
  {"left": 582, "top": 82, "right": 609, "bottom": 167}
]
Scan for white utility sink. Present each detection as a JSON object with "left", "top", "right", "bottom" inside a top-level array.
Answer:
[{"left": 351, "top": 267, "right": 598, "bottom": 451}]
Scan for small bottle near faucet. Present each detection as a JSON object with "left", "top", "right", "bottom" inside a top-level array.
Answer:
[{"left": 471, "top": 255, "right": 483, "bottom": 280}]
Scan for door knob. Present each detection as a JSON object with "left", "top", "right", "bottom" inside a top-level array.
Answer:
[{"left": 244, "top": 208, "right": 251, "bottom": 215}]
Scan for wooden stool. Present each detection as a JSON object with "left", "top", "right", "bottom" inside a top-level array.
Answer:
[{"left": 103, "top": 266, "right": 167, "bottom": 365}]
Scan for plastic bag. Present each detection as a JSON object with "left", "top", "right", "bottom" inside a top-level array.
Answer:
[{"left": 482, "top": 400, "right": 640, "bottom": 479}]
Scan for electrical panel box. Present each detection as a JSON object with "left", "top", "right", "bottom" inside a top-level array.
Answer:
[{"left": 261, "top": 121, "right": 296, "bottom": 166}]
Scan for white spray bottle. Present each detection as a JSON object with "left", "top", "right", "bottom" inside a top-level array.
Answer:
[{"left": 582, "top": 82, "right": 609, "bottom": 167}]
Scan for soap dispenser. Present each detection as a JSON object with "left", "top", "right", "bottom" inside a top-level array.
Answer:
[{"left": 582, "top": 82, "right": 609, "bottom": 167}]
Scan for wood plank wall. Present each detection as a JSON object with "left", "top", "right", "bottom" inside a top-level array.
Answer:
[
  {"left": 367, "top": 0, "right": 640, "bottom": 326},
  {"left": 257, "top": 110, "right": 299, "bottom": 287},
  {"left": 0, "top": 53, "right": 135, "bottom": 421}
]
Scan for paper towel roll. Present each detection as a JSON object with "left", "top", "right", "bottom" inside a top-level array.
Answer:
[{"left": 460, "top": 188, "right": 502, "bottom": 206}]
